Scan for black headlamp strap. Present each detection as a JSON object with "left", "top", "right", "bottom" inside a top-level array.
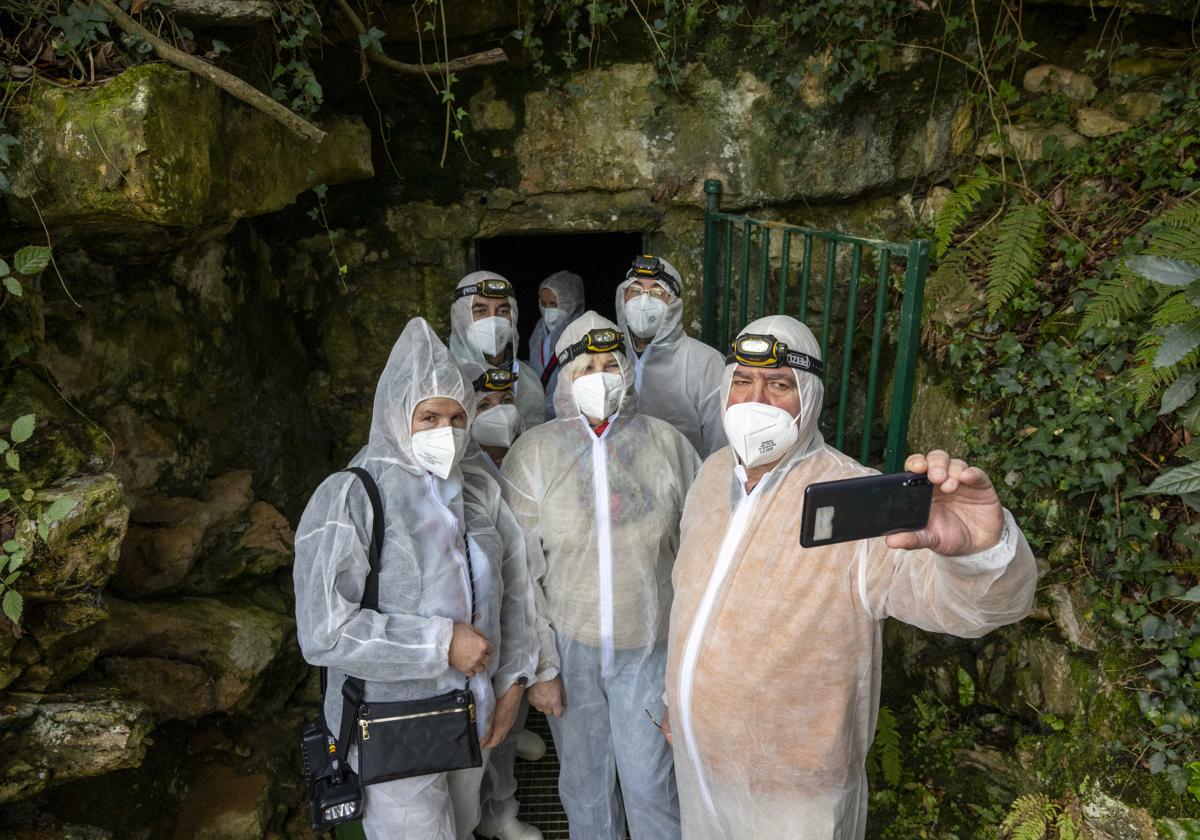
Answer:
[
  {"left": 724, "top": 349, "right": 824, "bottom": 379},
  {"left": 454, "top": 280, "right": 513, "bottom": 301}
]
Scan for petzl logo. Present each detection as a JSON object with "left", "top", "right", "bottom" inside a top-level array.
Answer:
[{"left": 324, "top": 803, "right": 358, "bottom": 820}]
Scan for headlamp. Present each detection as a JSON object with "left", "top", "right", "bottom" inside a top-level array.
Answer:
[
  {"left": 454, "top": 277, "right": 514, "bottom": 300},
  {"left": 557, "top": 328, "right": 626, "bottom": 366},
  {"left": 625, "top": 254, "right": 680, "bottom": 298},
  {"left": 726, "top": 333, "right": 823, "bottom": 379},
  {"left": 471, "top": 368, "right": 518, "bottom": 393}
]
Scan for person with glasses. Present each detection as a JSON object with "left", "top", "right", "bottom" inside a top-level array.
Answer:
[
  {"left": 500, "top": 312, "right": 700, "bottom": 840},
  {"left": 614, "top": 255, "right": 727, "bottom": 458},
  {"left": 450, "top": 271, "right": 546, "bottom": 429},
  {"left": 662, "top": 315, "right": 1036, "bottom": 840},
  {"left": 527, "top": 270, "right": 587, "bottom": 419}
]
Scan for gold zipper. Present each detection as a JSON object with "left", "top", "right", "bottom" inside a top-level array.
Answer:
[{"left": 359, "top": 706, "right": 471, "bottom": 741}]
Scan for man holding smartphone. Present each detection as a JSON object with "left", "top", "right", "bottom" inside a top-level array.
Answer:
[{"left": 662, "top": 314, "right": 1037, "bottom": 840}]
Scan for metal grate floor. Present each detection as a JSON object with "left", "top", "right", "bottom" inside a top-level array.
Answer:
[{"left": 509, "top": 710, "right": 570, "bottom": 839}]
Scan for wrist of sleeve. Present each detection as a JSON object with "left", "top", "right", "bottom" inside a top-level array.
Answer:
[{"left": 936, "top": 508, "right": 1017, "bottom": 574}]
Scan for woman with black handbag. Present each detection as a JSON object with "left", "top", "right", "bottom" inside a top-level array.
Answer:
[{"left": 294, "top": 317, "right": 539, "bottom": 839}]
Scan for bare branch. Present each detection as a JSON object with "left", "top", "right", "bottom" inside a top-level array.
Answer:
[
  {"left": 89, "top": 0, "right": 327, "bottom": 144},
  {"left": 333, "top": 0, "right": 508, "bottom": 76}
]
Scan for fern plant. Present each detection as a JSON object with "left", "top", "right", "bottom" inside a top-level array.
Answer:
[
  {"left": 871, "top": 705, "right": 902, "bottom": 787},
  {"left": 932, "top": 175, "right": 995, "bottom": 258},
  {"left": 987, "top": 202, "right": 1047, "bottom": 315},
  {"left": 999, "top": 794, "right": 1080, "bottom": 840}
]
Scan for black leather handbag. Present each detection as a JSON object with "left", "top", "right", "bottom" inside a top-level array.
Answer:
[{"left": 333, "top": 467, "right": 483, "bottom": 787}]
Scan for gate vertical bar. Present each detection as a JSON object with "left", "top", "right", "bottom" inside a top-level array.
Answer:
[
  {"left": 739, "top": 221, "right": 753, "bottom": 331},
  {"left": 819, "top": 239, "right": 837, "bottom": 371},
  {"left": 757, "top": 227, "right": 771, "bottom": 319},
  {"left": 701, "top": 179, "right": 722, "bottom": 346},
  {"left": 834, "top": 244, "right": 863, "bottom": 452},
  {"left": 721, "top": 222, "right": 734, "bottom": 350},
  {"left": 861, "top": 251, "right": 891, "bottom": 463},
  {"left": 799, "top": 235, "right": 813, "bottom": 322},
  {"left": 884, "top": 240, "right": 931, "bottom": 472},
  {"left": 777, "top": 232, "right": 791, "bottom": 315}
]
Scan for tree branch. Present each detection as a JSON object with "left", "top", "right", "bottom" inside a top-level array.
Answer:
[
  {"left": 89, "top": 0, "right": 327, "bottom": 144},
  {"left": 333, "top": 0, "right": 508, "bottom": 76}
]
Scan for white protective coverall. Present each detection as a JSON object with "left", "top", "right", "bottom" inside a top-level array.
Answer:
[
  {"left": 294, "top": 318, "right": 538, "bottom": 840},
  {"left": 500, "top": 312, "right": 701, "bottom": 840},
  {"left": 614, "top": 258, "right": 727, "bottom": 458},
  {"left": 450, "top": 270, "right": 546, "bottom": 430},
  {"left": 526, "top": 270, "right": 586, "bottom": 419},
  {"left": 665, "top": 315, "right": 1038, "bottom": 840}
]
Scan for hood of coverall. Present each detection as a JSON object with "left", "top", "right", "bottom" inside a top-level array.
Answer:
[
  {"left": 532, "top": 270, "right": 587, "bottom": 356},
  {"left": 363, "top": 317, "right": 475, "bottom": 474},
  {"left": 449, "top": 270, "right": 522, "bottom": 365},
  {"left": 720, "top": 314, "right": 825, "bottom": 474},
  {"left": 614, "top": 257, "right": 685, "bottom": 348},
  {"left": 551, "top": 310, "right": 639, "bottom": 420}
]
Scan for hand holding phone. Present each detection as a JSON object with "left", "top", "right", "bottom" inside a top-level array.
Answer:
[{"left": 800, "top": 471, "right": 932, "bottom": 548}]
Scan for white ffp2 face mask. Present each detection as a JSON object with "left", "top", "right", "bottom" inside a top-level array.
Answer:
[
  {"left": 723, "top": 402, "right": 800, "bottom": 468},
  {"left": 541, "top": 307, "right": 567, "bottom": 332},
  {"left": 469, "top": 316, "right": 514, "bottom": 358},
  {"left": 625, "top": 294, "right": 668, "bottom": 339},
  {"left": 410, "top": 426, "right": 468, "bottom": 479},
  {"left": 573, "top": 371, "right": 625, "bottom": 422},
  {"left": 472, "top": 403, "right": 523, "bottom": 449}
]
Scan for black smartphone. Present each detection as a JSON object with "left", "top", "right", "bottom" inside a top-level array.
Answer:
[{"left": 799, "top": 471, "right": 933, "bottom": 548}]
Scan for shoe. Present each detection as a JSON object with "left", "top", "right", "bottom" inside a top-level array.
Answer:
[
  {"left": 515, "top": 728, "right": 546, "bottom": 762},
  {"left": 476, "top": 815, "right": 544, "bottom": 840}
]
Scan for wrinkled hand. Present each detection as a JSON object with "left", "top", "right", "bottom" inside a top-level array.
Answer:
[
  {"left": 481, "top": 683, "right": 524, "bottom": 749},
  {"left": 449, "top": 623, "right": 492, "bottom": 677},
  {"left": 885, "top": 450, "right": 1004, "bottom": 556},
  {"left": 527, "top": 676, "right": 566, "bottom": 718},
  {"left": 660, "top": 706, "right": 673, "bottom": 748}
]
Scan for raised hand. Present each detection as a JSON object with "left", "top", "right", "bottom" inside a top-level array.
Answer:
[{"left": 885, "top": 450, "right": 1005, "bottom": 556}]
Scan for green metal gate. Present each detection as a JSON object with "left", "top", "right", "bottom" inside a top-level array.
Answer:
[{"left": 699, "top": 179, "right": 931, "bottom": 473}]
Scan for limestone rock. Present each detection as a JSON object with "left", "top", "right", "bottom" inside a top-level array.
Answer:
[
  {"left": 0, "top": 372, "right": 111, "bottom": 491},
  {"left": 976, "top": 123, "right": 1085, "bottom": 162},
  {"left": 1113, "top": 91, "right": 1163, "bottom": 123},
  {"left": 0, "top": 695, "right": 153, "bottom": 804},
  {"left": 19, "top": 475, "right": 129, "bottom": 599},
  {"left": 11, "top": 597, "right": 110, "bottom": 692},
  {"left": 1045, "top": 583, "right": 1099, "bottom": 651},
  {"left": 7, "top": 65, "right": 373, "bottom": 234},
  {"left": 116, "top": 497, "right": 211, "bottom": 596},
  {"left": 183, "top": 502, "right": 294, "bottom": 595},
  {"left": 1082, "top": 783, "right": 1159, "bottom": 839},
  {"left": 99, "top": 596, "right": 292, "bottom": 716},
  {"left": 515, "top": 62, "right": 962, "bottom": 205},
  {"left": 101, "top": 657, "right": 216, "bottom": 719},
  {"left": 172, "top": 764, "right": 271, "bottom": 840},
  {"left": 168, "top": 0, "right": 273, "bottom": 28},
  {"left": 1158, "top": 819, "right": 1200, "bottom": 839},
  {"left": 905, "top": 366, "right": 974, "bottom": 456},
  {"left": 1023, "top": 65, "right": 1097, "bottom": 102},
  {"left": 1076, "top": 108, "right": 1132, "bottom": 138},
  {"left": 1110, "top": 53, "right": 1187, "bottom": 80},
  {"left": 468, "top": 80, "right": 517, "bottom": 132}
]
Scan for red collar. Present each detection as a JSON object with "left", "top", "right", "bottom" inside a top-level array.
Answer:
[{"left": 593, "top": 420, "right": 610, "bottom": 437}]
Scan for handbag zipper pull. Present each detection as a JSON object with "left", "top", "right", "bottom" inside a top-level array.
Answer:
[
  {"left": 469, "top": 701, "right": 476, "bottom": 724},
  {"left": 359, "top": 720, "right": 370, "bottom": 741}
]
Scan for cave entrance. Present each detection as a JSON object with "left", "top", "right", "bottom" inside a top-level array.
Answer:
[{"left": 474, "top": 231, "right": 647, "bottom": 360}]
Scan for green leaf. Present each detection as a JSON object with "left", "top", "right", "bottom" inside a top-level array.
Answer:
[
  {"left": 957, "top": 665, "right": 976, "bottom": 706},
  {"left": 4, "top": 571, "right": 18, "bottom": 586},
  {"left": 44, "top": 497, "right": 76, "bottom": 522},
  {"left": 1126, "top": 255, "right": 1200, "bottom": 287},
  {"left": 0, "top": 488, "right": 9, "bottom": 503},
  {"left": 1155, "top": 317, "right": 1200, "bottom": 369},
  {"left": 36, "top": 522, "right": 48, "bottom": 541},
  {"left": 5, "top": 451, "right": 18, "bottom": 471},
  {"left": 1161, "top": 372, "right": 1200, "bottom": 415},
  {"left": 2, "top": 589, "right": 22, "bottom": 625},
  {"left": 9, "top": 413, "right": 34, "bottom": 443},
  {"left": 933, "top": 177, "right": 990, "bottom": 258},
  {"left": 3, "top": 276, "right": 20, "bottom": 297},
  {"left": 0, "top": 257, "right": 9, "bottom": 276},
  {"left": 2, "top": 540, "right": 17, "bottom": 553},
  {"left": 20, "top": 488, "right": 33, "bottom": 502},
  {"left": 13, "top": 245, "right": 51, "bottom": 277},
  {"left": 987, "top": 203, "right": 1047, "bottom": 315},
  {"left": 1147, "top": 461, "right": 1200, "bottom": 496},
  {"left": 1178, "top": 585, "right": 1200, "bottom": 603}
]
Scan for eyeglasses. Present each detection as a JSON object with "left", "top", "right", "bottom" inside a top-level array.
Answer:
[
  {"left": 726, "top": 333, "right": 824, "bottom": 379},
  {"left": 624, "top": 284, "right": 672, "bottom": 302},
  {"left": 454, "top": 277, "right": 514, "bottom": 300},
  {"left": 557, "top": 328, "right": 626, "bottom": 365},
  {"left": 472, "top": 368, "right": 518, "bottom": 392}
]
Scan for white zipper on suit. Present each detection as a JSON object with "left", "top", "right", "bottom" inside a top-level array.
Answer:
[
  {"left": 588, "top": 419, "right": 617, "bottom": 678},
  {"left": 677, "top": 473, "right": 764, "bottom": 817}
]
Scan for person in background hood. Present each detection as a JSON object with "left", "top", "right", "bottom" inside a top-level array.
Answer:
[
  {"left": 614, "top": 254, "right": 727, "bottom": 458},
  {"left": 293, "top": 318, "right": 539, "bottom": 840},
  {"left": 460, "top": 361, "right": 525, "bottom": 472},
  {"left": 663, "top": 314, "right": 1038, "bottom": 840},
  {"left": 500, "top": 311, "right": 700, "bottom": 840},
  {"left": 527, "top": 270, "right": 587, "bottom": 419},
  {"left": 450, "top": 270, "right": 546, "bottom": 429}
]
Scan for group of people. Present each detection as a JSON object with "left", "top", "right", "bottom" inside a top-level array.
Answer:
[{"left": 294, "top": 254, "right": 1038, "bottom": 840}]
